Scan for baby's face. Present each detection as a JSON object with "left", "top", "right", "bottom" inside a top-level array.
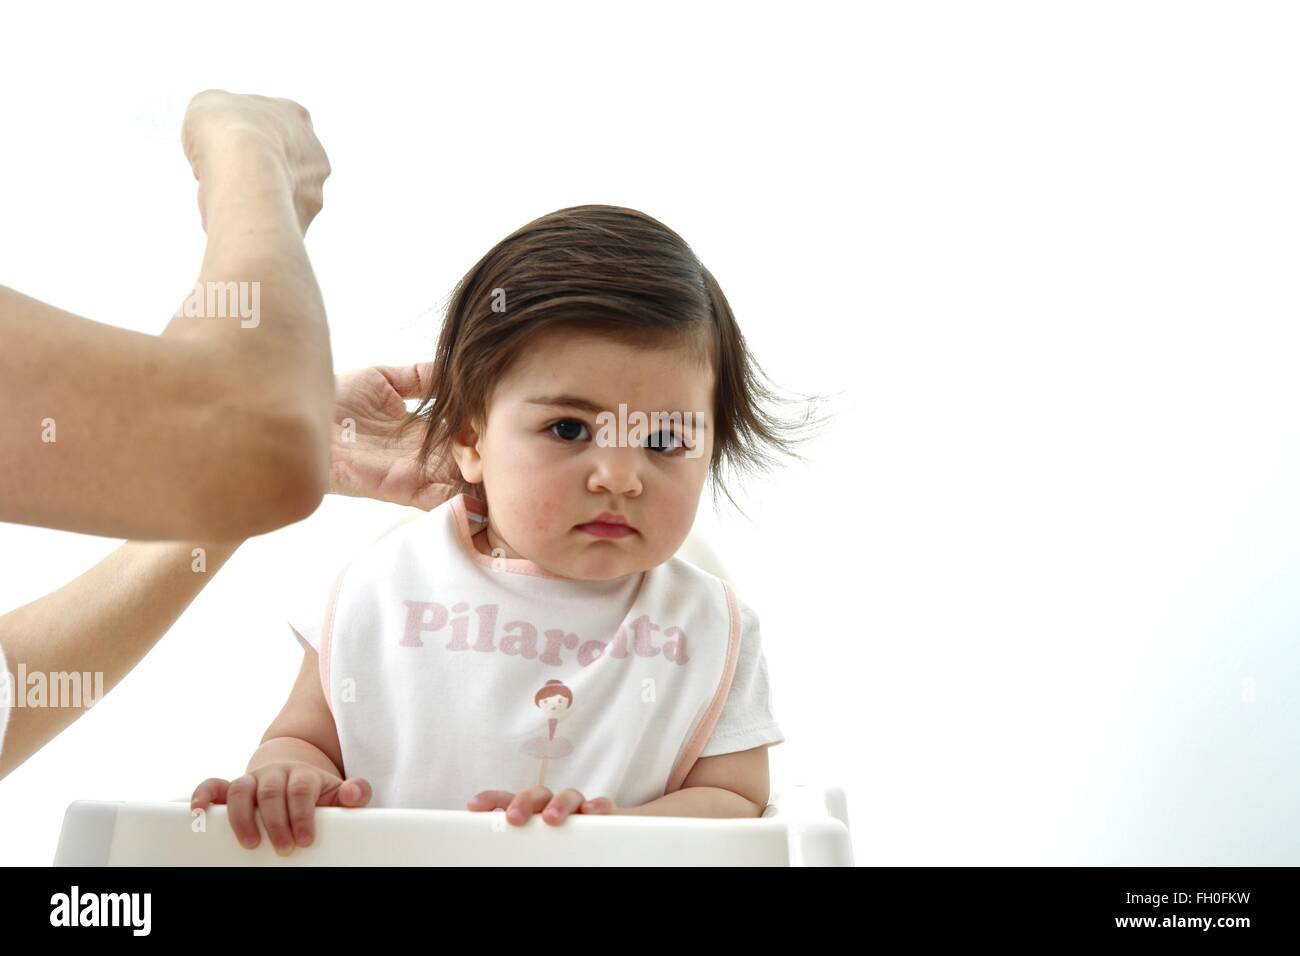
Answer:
[{"left": 452, "top": 330, "right": 714, "bottom": 580}]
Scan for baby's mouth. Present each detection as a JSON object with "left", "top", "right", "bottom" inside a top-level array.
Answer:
[{"left": 574, "top": 521, "right": 638, "bottom": 539}]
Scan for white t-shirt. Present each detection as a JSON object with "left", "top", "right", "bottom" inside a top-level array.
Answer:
[{"left": 289, "top": 493, "right": 783, "bottom": 809}]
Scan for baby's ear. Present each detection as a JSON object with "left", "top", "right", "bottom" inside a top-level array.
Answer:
[
  {"left": 448, "top": 424, "right": 486, "bottom": 484},
  {"left": 455, "top": 414, "right": 488, "bottom": 446}
]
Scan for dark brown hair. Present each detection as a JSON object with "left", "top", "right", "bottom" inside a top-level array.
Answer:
[{"left": 400, "top": 204, "right": 831, "bottom": 515}]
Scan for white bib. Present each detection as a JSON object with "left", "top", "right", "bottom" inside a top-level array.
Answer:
[{"left": 315, "top": 494, "right": 748, "bottom": 809}]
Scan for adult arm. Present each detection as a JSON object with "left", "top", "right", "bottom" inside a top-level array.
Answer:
[
  {"left": 0, "top": 361, "right": 456, "bottom": 778},
  {"left": 0, "top": 91, "right": 335, "bottom": 540},
  {"left": 0, "top": 539, "right": 240, "bottom": 779}
]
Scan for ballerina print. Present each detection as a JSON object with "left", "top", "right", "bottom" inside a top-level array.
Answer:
[{"left": 518, "top": 679, "right": 574, "bottom": 788}]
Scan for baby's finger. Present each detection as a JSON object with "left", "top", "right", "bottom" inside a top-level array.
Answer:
[
  {"left": 580, "top": 796, "right": 617, "bottom": 815},
  {"left": 190, "top": 777, "right": 229, "bottom": 811},
  {"left": 507, "top": 787, "right": 553, "bottom": 826},
  {"left": 541, "top": 789, "right": 585, "bottom": 826},
  {"left": 466, "top": 790, "right": 515, "bottom": 812},
  {"left": 255, "top": 767, "right": 295, "bottom": 856},
  {"left": 335, "top": 777, "right": 373, "bottom": 807},
  {"left": 225, "top": 775, "right": 261, "bottom": 849},
  {"left": 285, "top": 767, "right": 322, "bottom": 848}
]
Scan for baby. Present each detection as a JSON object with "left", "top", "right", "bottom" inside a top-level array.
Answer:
[{"left": 191, "top": 204, "right": 816, "bottom": 855}]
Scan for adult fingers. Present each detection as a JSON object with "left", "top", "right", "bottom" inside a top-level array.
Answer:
[{"left": 378, "top": 363, "right": 434, "bottom": 399}]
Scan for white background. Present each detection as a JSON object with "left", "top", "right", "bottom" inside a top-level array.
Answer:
[{"left": 2, "top": 0, "right": 1299, "bottom": 866}]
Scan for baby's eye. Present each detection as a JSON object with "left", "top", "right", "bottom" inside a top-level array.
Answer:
[
  {"left": 646, "top": 429, "right": 688, "bottom": 455},
  {"left": 550, "top": 419, "right": 590, "bottom": 442}
]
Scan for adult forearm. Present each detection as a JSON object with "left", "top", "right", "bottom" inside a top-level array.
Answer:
[
  {"left": 0, "top": 94, "right": 335, "bottom": 540},
  {"left": 0, "top": 288, "right": 329, "bottom": 538},
  {"left": 161, "top": 136, "right": 335, "bottom": 518},
  {"left": 165, "top": 134, "right": 333, "bottom": 415},
  {"left": 0, "top": 539, "right": 240, "bottom": 779}
]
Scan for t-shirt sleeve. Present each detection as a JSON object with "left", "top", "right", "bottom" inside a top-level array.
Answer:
[
  {"left": 699, "top": 595, "right": 785, "bottom": 758},
  {"left": 286, "top": 564, "right": 342, "bottom": 654},
  {"left": 288, "top": 606, "right": 322, "bottom": 653}
]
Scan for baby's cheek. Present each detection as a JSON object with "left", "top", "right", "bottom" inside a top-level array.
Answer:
[
  {"left": 535, "top": 499, "right": 572, "bottom": 538},
  {"left": 516, "top": 489, "right": 559, "bottom": 534},
  {"left": 661, "top": 516, "right": 697, "bottom": 559}
]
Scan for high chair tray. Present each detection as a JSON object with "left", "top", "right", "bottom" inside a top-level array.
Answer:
[{"left": 54, "top": 784, "right": 853, "bottom": 866}]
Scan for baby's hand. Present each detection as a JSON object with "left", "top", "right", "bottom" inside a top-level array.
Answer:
[
  {"left": 466, "top": 786, "right": 617, "bottom": 826},
  {"left": 191, "top": 763, "right": 372, "bottom": 855}
]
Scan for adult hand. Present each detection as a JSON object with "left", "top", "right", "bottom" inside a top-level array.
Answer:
[
  {"left": 181, "top": 89, "right": 331, "bottom": 234},
  {"left": 330, "top": 363, "right": 460, "bottom": 510}
]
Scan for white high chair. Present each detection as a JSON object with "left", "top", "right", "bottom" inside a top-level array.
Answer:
[
  {"left": 53, "top": 507, "right": 854, "bottom": 866},
  {"left": 54, "top": 784, "right": 852, "bottom": 866}
]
